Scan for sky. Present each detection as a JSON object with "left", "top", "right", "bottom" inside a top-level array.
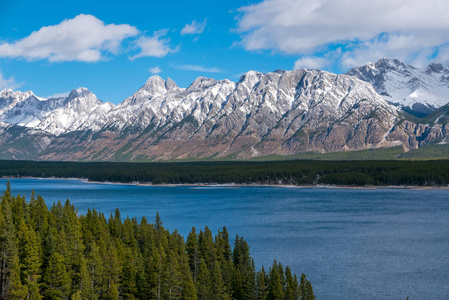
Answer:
[{"left": 0, "top": 0, "right": 448, "bottom": 104}]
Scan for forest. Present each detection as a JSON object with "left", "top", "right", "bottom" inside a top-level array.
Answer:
[
  {"left": 0, "top": 182, "right": 314, "bottom": 300},
  {"left": 1, "top": 159, "right": 449, "bottom": 186}
]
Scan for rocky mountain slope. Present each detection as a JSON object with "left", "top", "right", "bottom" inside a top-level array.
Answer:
[
  {"left": 1, "top": 59, "right": 449, "bottom": 161},
  {"left": 347, "top": 58, "right": 449, "bottom": 117}
]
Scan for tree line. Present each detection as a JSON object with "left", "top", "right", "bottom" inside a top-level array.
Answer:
[
  {"left": 0, "top": 182, "right": 314, "bottom": 299},
  {"left": 1, "top": 159, "right": 449, "bottom": 186}
]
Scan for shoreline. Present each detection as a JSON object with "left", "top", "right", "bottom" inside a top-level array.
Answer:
[{"left": 2, "top": 176, "right": 449, "bottom": 190}]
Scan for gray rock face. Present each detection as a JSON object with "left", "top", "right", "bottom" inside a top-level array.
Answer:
[{"left": 1, "top": 63, "right": 449, "bottom": 161}]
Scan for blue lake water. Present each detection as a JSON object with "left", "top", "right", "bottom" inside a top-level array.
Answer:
[{"left": 1, "top": 178, "right": 449, "bottom": 299}]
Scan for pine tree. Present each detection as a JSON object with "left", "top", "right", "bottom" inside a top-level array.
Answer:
[
  {"left": 42, "top": 252, "right": 71, "bottom": 299},
  {"left": 198, "top": 227, "right": 216, "bottom": 270},
  {"left": 120, "top": 248, "right": 137, "bottom": 299},
  {"left": 17, "top": 220, "right": 41, "bottom": 299},
  {"left": 179, "top": 250, "right": 196, "bottom": 300},
  {"left": 232, "top": 235, "right": 255, "bottom": 300},
  {"left": 299, "top": 274, "right": 315, "bottom": 300},
  {"left": 195, "top": 259, "right": 211, "bottom": 300},
  {"left": 0, "top": 185, "right": 18, "bottom": 299},
  {"left": 164, "top": 249, "right": 183, "bottom": 300},
  {"left": 70, "top": 290, "right": 82, "bottom": 300},
  {"left": 256, "top": 267, "right": 268, "bottom": 300},
  {"left": 211, "top": 262, "right": 229, "bottom": 300},
  {"left": 6, "top": 253, "right": 27, "bottom": 299},
  {"left": 106, "top": 281, "right": 119, "bottom": 300},
  {"left": 28, "top": 193, "right": 49, "bottom": 235},
  {"left": 86, "top": 241, "right": 103, "bottom": 296},
  {"left": 186, "top": 228, "right": 199, "bottom": 283},
  {"left": 284, "top": 267, "right": 294, "bottom": 300},
  {"left": 267, "top": 262, "right": 284, "bottom": 300}
]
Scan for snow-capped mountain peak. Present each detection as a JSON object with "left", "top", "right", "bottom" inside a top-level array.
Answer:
[
  {"left": 142, "top": 76, "right": 168, "bottom": 96},
  {"left": 0, "top": 89, "right": 37, "bottom": 102},
  {"left": 0, "top": 86, "right": 114, "bottom": 135},
  {"left": 0, "top": 89, "right": 39, "bottom": 115},
  {"left": 67, "top": 87, "right": 94, "bottom": 99},
  {"left": 347, "top": 58, "right": 449, "bottom": 116}
]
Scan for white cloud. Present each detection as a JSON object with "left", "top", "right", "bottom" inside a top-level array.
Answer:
[
  {"left": 150, "top": 66, "right": 162, "bottom": 74},
  {"left": 434, "top": 45, "right": 449, "bottom": 66},
  {"left": 181, "top": 19, "right": 207, "bottom": 35},
  {"left": 0, "top": 70, "right": 21, "bottom": 90},
  {"left": 294, "top": 57, "right": 328, "bottom": 70},
  {"left": 237, "top": 0, "right": 449, "bottom": 67},
  {"left": 130, "top": 30, "right": 177, "bottom": 60},
  {"left": 0, "top": 14, "right": 139, "bottom": 62},
  {"left": 45, "top": 91, "right": 70, "bottom": 99},
  {"left": 172, "top": 64, "right": 224, "bottom": 73}
]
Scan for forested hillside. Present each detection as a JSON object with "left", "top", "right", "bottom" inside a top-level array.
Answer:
[
  {"left": 1, "top": 159, "right": 449, "bottom": 186},
  {"left": 0, "top": 182, "right": 314, "bottom": 299}
]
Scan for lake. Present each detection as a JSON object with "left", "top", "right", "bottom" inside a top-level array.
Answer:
[{"left": 1, "top": 178, "right": 448, "bottom": 299}]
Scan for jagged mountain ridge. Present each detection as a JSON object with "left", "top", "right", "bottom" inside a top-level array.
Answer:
[
  {"left": 1, "top": 59, "right": 449, "bottom": 161},
  {"left": 0, "top": 87, "right": 115, "bottom": 135},
  {"left": 347, "top": 58, "right": 449, "bottom": 117}
]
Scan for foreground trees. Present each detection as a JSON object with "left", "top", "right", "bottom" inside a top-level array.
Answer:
[{"left": 0, "top": 183, "right": 314, "bottom": 299}]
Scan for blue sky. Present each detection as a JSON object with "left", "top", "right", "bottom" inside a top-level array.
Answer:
[{"left": 1, "top": 0, "right": 448, "bottom": 104}]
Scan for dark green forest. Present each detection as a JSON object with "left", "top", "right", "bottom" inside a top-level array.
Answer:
[
  {"left": 1, "top": 159, "right": 449, "bottom": 186},
  {"left": 0, "top": 183, "right": 314, "bottom": 299}
]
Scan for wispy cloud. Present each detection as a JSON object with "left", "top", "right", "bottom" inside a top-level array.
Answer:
[
  {"left": 130, "top": 30, "right": 177, "bottom": 60},
  {"left": 0, "top": 70, "right": 21, "bottom": 90},
  {"left": 0, "top": 14, "right": 139, "bottom": 63},
  {"left": 237, "top": 0, "right": 449, "bottom": 67},
  {"left": 45, "top": 91, "right": 70, "bottom": 99},
  {"left": 149, "top": 66, "right": 162, "bottom": 74},
  {"left": 171, "top": 64, "right": 224, "bottom": 73},
  {"left": 181, "top": 19, "right": 207, "bottom": 36},
  {"left": 294, "top": 57, "right": 328, "bottom": 70}
]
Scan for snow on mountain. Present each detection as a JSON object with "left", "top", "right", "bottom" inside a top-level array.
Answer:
[
  {"left": 103, "top": 75, "right": 235, "bottom": 133},
  {"left": 347, "top": 58, "right": 449, "bottom": 115},
  {"left": 0, "top": 89, "right": 39, "bottom": 115},
  {"left": 0, "top": 87, "right": 114, "bottom": 136},
  {"left": 3, "top": 60, "right": 449, "bottom": 161},
  {"left": 52, "top": 68, "right": 401, "bottom": 161}
]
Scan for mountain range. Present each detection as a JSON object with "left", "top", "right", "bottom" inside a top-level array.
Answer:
[{"left": 1, "top": 58, "right": 449, "bottom": 161}]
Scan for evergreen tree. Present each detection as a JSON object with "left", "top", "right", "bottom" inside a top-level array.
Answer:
[
  {"left": 79, "top": 257, "right": 96, "bottom": 300},
  {"left": 179, "top": 252, "right": 196, "bottom": 300},
  {"left": 256, "top": 267, "right": 268, "bottom": 300},
  {"left": 195, "top": 259, "right": 211, "bottom": 300},
  {"left": 17, "top": 220, "right": 41, "bottom": 299},
  {"left": 107, "top": 281, "right": 119, "bottom": 300},
  {"left": 232, "top": 235, "right": 255, "bottom": 300},
  {"left": 42, "top": 253, "right": 71, "bottom": 299},
  {"left": 70, "top": 290, "right": 82, "bottom": 300},
  {"left": 0, "top": 184, "right": 18, "bottom": 299},
  {"left": 267, "top": 262, "right": 284, "bottom": 300},
  {"left": 7, "top": 253, "right": 27, "bottom": 299},
  {"left": 284, "top": 266, "right": 294, "bottom": 300},
  {"left": 120, "top": 248, "right": 137, "bottom": 299},
  {"left": 186, "top": 228, "right": 199, "bottom": 283},
  {"left": 300, "top": 274, "right": 315, "bottom": 300},
  {"left": 211, "top": 262, "right": 229, "bottom": 300}
]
